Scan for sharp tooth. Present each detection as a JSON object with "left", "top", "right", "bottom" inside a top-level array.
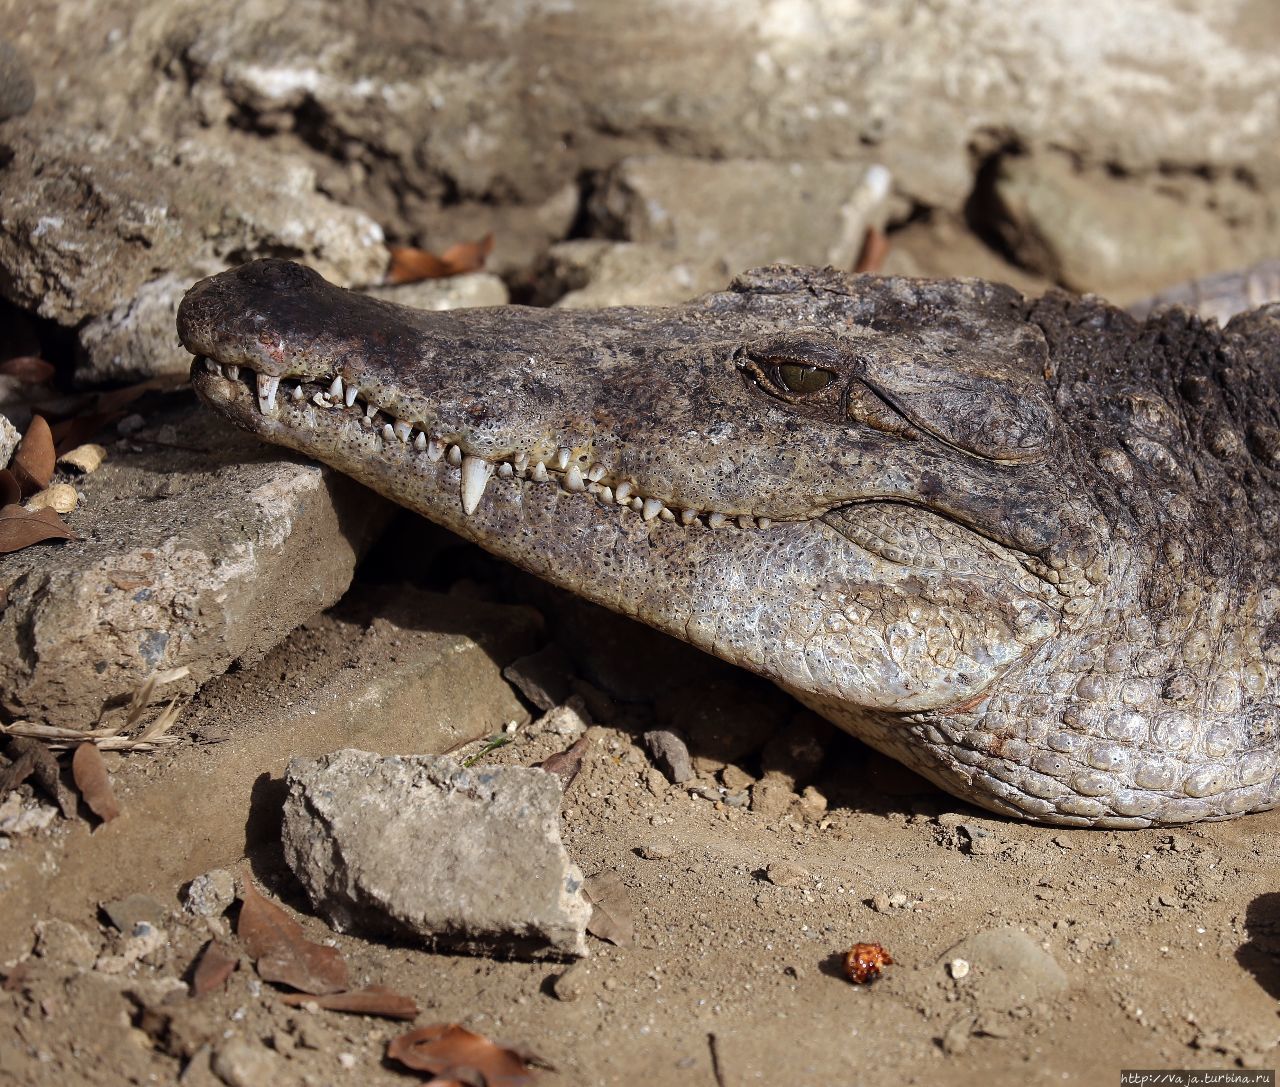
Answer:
[
  {"left": 555, "top": 449, "right": 571, "bottom": 471},
  {"left": 587, "top": 464, "right": 606, "bottom": 483},
  {"left": 497, "top": 461, "right": 514, "bottom": 478},
  {"left": 427, "top": 438, "right": 445, "bottom": 462},
  {"left": 382, "top": 423, "right": 395, "bottom": 442},
  {"left": 414, "top": 432, "right": 427, "bottom": 452},
  {"left": 328, "top": 375, "right": 344, "bottom": 399},
  {"left": 312, "top": 392, "right": 332, "bottom": 408},
  {"left": 446, "top": 444, "right": 463, "bottom": 467},
  {"left": 659, "top": 507, "right": 675, "bottom": 522},
  {"left": 737, "top": 515, "right": 753, "bottom": 530},
  {"left": 345, "top": 384, "right": 359, "bottom": 408},
  {"left": 202, "top": 357, "right": 219, "bottom": 374},
  {"left": 564, "top": 464, "right": 585, "bottom": 492},
  {"left": 680, "top": 509, "right": 698, "bottom": 526},
  {"left": 393, "top": 420, "right": 412, "bottom": 443},
  {"left": 757, "top": 517, "right": 772, "bottom": 529},
  {"left": 630, "top": 497, "right": 644, "bottom": 512},
  {"left": 513, "top": 452, "right": 529, "bottom": 473},
  {"left": 226, "top": 365, "right": 240, "bottom": 380},
  {"left": 615, "top": 482, "right": 634, "bottom": 503},
  {"left": 599, "top": 486, "right": 614, "bottom": 504},
  {"left": 256, "top": 373, "right": 280, "bottom": 413},
  {"left": 708, "top": 512, "right": 726, "bottom": 528},
  {"left": 531, "top": 461, "right": 549, "bottom": 483},
  {"left": 642, "top": 498, "right": 664, "bottom": 521},
  {"left": 460, "top": 455, "right": 493, "bottom": 515},
  {"left": 291, "top": 384, "right": 305, "bottom": 401}
]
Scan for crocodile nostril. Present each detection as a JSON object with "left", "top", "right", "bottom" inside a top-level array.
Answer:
[{"left": 237, "top": 258, "right": 317, "bottom": 293}]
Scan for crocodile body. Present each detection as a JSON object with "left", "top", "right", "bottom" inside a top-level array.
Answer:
[{"left": 177, "top": 259, "right": 1280, "bottom": 828}]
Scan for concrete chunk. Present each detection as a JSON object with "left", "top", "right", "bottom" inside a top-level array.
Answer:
[{"left": 282, "top": 749, "right": 590, "bottom": 961}]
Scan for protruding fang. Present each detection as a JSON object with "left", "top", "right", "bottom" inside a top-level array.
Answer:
[
  {"left": 203, "top": 357, "right": 219, "bottom": 374},
  {"left": 757, "top": 517, "right": 772, "bottom": 530},
  {"left": 312, "top": 392, "right": 332, "bottom": 408},
  {"left": 344, "top": 384, "right": 359, "bottom": 408},
  {"left": 708, "top": 512, "right": 727, "bottom": 528},
  {"left": 513, "top": 452, "right": 529, "bottom": 473},
  {"left": 427, "top": 438, "right": 445, "bottom": 461},
  {"left": 680, "top": 509, "right": 698, "bottom": 526},
  {"left": 555, "top": 449, "right": 571, "bottom": 471},
  {"left": 642, "top": 498, "right": 664, "bottom": 521},
  {"left": 291, "top": 384, "right": 305, "bottom": 401},
  {"left": 328, "top": 375, "right": 344, "bottom": 399},
  {"left": 414, "top": 432, "right": 427, "bottom": 452},
  {"left": 460, "top": 455, "right": 492, "bottom": 515},
  {"left": 564, "top": 464, "right": 585, "bottom": 492},
  {"left": 256, "top": 373, "right": 280, "bottom": 413},
  {"left": 393, "top": 420, "right": 412, "bottom": 443},
  {"left": 630, "top": 497, "right": 644, "bottom": 512},
  {"left": 382, "top": 423, "right": 395, "bottom": 442},
  {"left": 365, "top": 402, "right": 377, "bottom": 419},
  {"left": 497, "top": 461, "right": 514, "bottom": 478},
  {"left": 615, "top": 482, "right": 634, "bottom": 503},
  {"left": 226, "top": 365, "right": 240, "bottom": 381},
  {"left": 587, "top": 464, "right": 606, "bottom": 483},
  {"left": 600, "top": 486, "right": 614, "bottom": 504},
  {"left": 531, "top": 461, "right": 549, "bottom": 483},
  {"left": 737, "top": 515, "right": 753, "bottom": 530},
  {"left": 446, "top": 445, "right": 463, "bottom": 467},
  {"left": 659, "top": 507, "right": 675, "bottom": 522}
]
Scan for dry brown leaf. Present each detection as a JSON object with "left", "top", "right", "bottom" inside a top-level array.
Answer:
[
  {"left": 0, "top": 503, "right": 75, "bottom": 555},
  {"left": 584, "top": 871, "right": 634, "bottom": 947},
  {"left": 386, "top": 234, "right": 494, "bottom": 284},
  {"left": 537, "top": 736, "right": 589, "bottom": 792},
  {"left": 11, "top": 415, "right": 54, "bottom": 496},
  {"left": 279, "top": 984, "right": 419, "bottom": 1020},
  {"left": 0, "top": 748, "right": 36, "bottom": 798},
  {"left": 71, "top": 741, "right": 120, "bottom": 823},
  {"left": 0, "top": 470, "right": 19, "bottom": 507},
  {"left": 237, "top": 877, "right": 349, "bottom": 995},
  {"left": 9, "top": 737, "right": 73, "bottom": 818},
  {"left": 191, "top": 939, "right": 239, "bottom": 996},
  {"left": 0, "top": 356, "right": 56, "bottom": 384},
  {"left": 387, "top": 1022, "right": 538, "bottom": 1085},
  {"left": 854, "top": 226, "right": 890, "bottom": 274}
]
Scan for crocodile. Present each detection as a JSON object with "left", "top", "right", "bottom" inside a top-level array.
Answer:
[{"left": 177, "top": 258, "right": 1280, "bottom": 828}]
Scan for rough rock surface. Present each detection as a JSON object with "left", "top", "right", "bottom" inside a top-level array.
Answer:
[
  {"left": 282, "top": 749, "right": 590, "bottom": 960},
  {"left": 0, "top": 401, "right": 391, "bottom": 729}
]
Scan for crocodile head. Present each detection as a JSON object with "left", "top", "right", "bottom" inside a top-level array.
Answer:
[{"left": 178, "top": 259, "right": 1280, "bottom": 827}]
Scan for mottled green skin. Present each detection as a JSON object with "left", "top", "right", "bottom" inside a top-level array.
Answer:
[{"left": 178, "top": 259, "right": 1280, "bottom": 826}]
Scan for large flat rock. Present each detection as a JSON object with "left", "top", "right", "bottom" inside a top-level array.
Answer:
[
  {"left": 0, "top": 399, "right": 391, "bottom": 729},
  {"left": 283, "top": 749, "right": 590, "bottom": 961}
]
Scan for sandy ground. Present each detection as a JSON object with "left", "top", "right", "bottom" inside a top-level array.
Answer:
[{"left": 3, "top": 515, "right": 1280, "bottom": 1087}]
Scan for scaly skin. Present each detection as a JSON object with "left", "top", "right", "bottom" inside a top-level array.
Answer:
[{"left": 177, "top": 259, "right": 1280, "bottom": 827}]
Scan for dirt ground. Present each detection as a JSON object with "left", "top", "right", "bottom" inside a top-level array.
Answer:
[{"left": 3, "top": 514, "right": 1280, "bottom": 1087}]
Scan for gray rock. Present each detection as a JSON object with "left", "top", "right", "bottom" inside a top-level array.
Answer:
[
  {"left": 282, "top": 749, "right": 590, "bottom": 961},
  {"left": 0, "top": 413, "right": 18, "bottom": 467},
  {"left": 940, "top": 928, "right": 1069, "bottom": 1014},
  {"left": 643, "top": 729, "right": 693, "bottom": 785},
  {"left": 503, "top": 644, "right": 574, "bottom": 711},
  {"left": 0, "top": 126, "right": 387, "bottom": 379},
  {"left": 212, "top": 1038, "right": 292, "bottom": 1087},
  {"left": 549, "top": 241, "right": 721, "bottom": 309},
  {"left": 588, "top": 155, "right": 891, "bottom": 272},
  {"left": 0, "top": 42, "right": 34, "bottom": 122},
  {"left": 102, "top": 894, "right": 167, "bottom": 934},
  {"left": 0, "top": 403, "right": 391, "bottom": 729},
  {"left": 184, "top": 870, "right": 237, "bottom": 918},
  {"left": 362, "top": 273, "right": 509, "bottom": 312}
]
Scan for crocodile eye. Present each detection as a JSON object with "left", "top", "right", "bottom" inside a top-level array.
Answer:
[{"left": 775, "top": 363, "right": 834, "bottom": 395}]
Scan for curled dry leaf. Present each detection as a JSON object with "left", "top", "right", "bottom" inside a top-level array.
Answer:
[
  {"left": 584, "top": 871, "right": 634, "bottom": 947},
  {"left": 0, "top": 356, "right": 56, "bottom": 384},
  {"left": 0, "top": 747, "right": 36, "bottom": 799},
  {"left": 57, "top": 443, "right": 106, "bottom": 474},
  {"left": 191, "top": 939, "right": 239, "bottom": 996},
  {"left": 386, "top": 233, "right": 495, "bottom": 284},
  {"left": 0, "top": 503, "right": 75, "bottom": 554},
  {"left": 9, "top": 737, "right": 74, "bottom": 818},
  {"left": 26, "top": 483, "right": 77, "bottom": 514},
  {"left": 10, "top": 415, "right": 54, "bottom": 496},
  {"left": 237, "top": 877, "right": 349, "bottom": 995},
  {"left": 537, "top": 735, "right": 589, "bottom": 792},
  {"left": 278, "top": 984, "right": 419, "bottom": 1020},
  {"left": 71, "top": 741, "right": 120, "bottom": 823},
  {"left": 387, "top": 1022, "right": 538, "bottom": 1085}
]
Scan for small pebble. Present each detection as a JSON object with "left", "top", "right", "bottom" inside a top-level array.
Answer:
[
  {"left": 25, "top": 484, "right": 78, "bottom": 514},
  {"left": 949, "top": 958, "right": 970, "bottom": 979},
  {"left": 638, "top": 842, "right": 673, "bottom": 860},
  {"left": 887, "top": 892, "right": 908, "bottom": 909},
  {"left": 552, "top": 960, "right": 591, "bottom": 1002},
  {"left": 185, "top": 869, "right": 237, "bottom": 918},
  {"left": 766, "top": 861, "right": 810, "bottom": 888},
  {"left": 869, "top": 893, "right": 891, "bottom": 912}
]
